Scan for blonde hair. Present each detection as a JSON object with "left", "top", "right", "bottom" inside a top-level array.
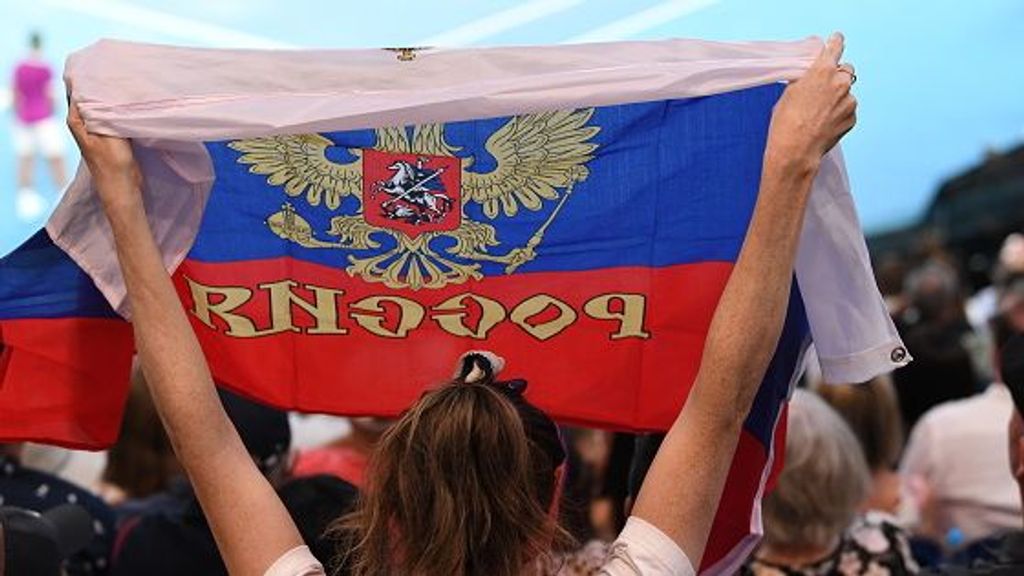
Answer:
[{"left": 762, "top": 389, "right": 871, "bottom": 551}]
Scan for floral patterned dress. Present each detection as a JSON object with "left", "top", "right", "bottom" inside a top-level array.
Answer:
[
  {"left": 743, "top": 514, "right": 920, "bottom": 576},
  {"left": 540, "top": 540, "right": 611, "bottom": 575}
]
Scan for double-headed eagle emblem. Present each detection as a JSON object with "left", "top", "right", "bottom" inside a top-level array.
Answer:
[{"left": 228, "top": 109, "right": 600, "bottom": 290}]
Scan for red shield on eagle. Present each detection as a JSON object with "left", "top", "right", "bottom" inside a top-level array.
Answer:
[{"left": 362, "top": 149, "right": 462, "bottom": 238}]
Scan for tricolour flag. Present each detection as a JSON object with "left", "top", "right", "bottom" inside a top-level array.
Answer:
[{"left": 0, "top": 38, "right": 908, "bottom": 573}]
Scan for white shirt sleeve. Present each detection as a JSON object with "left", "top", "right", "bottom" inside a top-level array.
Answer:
[
  {"left": 263, "top": 545, "right": 325, "bottom": 576},
  {"left": 599, "top": 517, "right": 695, "bottom": 576}
]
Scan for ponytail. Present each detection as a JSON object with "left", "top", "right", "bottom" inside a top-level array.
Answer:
[{"left": 335, "top": 352, "right": 569, "bottom": 575}]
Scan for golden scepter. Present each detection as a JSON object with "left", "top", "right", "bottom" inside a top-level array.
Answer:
[{"left": 505, "top": 175, "right": 579, "bottom": 274}]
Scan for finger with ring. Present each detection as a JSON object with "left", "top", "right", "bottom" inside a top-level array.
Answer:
[{"left": 837, "top": 63, "right": 857, "bottom": 85}]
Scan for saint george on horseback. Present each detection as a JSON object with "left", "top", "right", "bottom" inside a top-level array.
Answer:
[{"left": 372, "top": 157, "right": 453, "bottom": 226}]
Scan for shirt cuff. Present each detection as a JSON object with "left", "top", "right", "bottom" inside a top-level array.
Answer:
[
  {"left": 263, "top": 545, "right": 325, "bottom": 576},
  {"left": 616, "top": 516, "right": 696, "bottom": 575}
]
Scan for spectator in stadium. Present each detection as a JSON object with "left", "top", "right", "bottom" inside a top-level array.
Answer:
[
  {"left": 0, "top": 503, "right": 96, "bottom": 576},
  {"left": 0, "top": 443, "right": 115, "bottom": 575},
  {"left": 290, "top": 417, "right": 390, "bottom": 489},
  {"left": 11, "top": 31, "right": 66, "bottom": 221},
  {"left": 901, "top": 277, "right": 1024, "bottom": 549},
  {"left": 68, "top": 33, "right": 857, "bottom": 576},
  {"left": 596, "top": 433, "right": 636, "bottom": 540},
  {"left": 875, "top": 253, "right": 910, "bottom": 316},
  {"left": 966, "top": 234, "right": 1024, "bottom": 335},
  {"left": 279, "top": 475, "right": 360, "bottom": 571},
  {"left": 557, "top": 429, "right": 634, "bottom": 543},
  {"left": 111, "top": 388, "right": 293, "bottom": 574},
  {"left": 920, "top": 331, "right": 1024, "bottom": 575},
  {"left": 98, "top": 366, "right": 182, "bottom": 507},
  {"left": 964, "top": 234, "right": 1024, "bottom": 383},
  {"left": 893, "top": 261, "right": 980, "bottom": 432},
  {"left": 816, "top": 376, "right": 904, "bottom": 515},
  {"left": 741, "top": 389, "right": 918, "bottom": 575},
  {"left": 542, "top": 427, "right": 603, "bottom": 545}
]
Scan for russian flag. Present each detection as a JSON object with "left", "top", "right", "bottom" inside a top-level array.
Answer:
[
  {"left": 1, "top": 38, "right": 908, "bottom": 573},
  {"left": 0, "top": 230, "right": 133, "bottom": 448}
]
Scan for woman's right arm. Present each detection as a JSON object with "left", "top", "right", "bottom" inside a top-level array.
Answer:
[
  {"left": 67, "top": 105, "right": 309, "bottom": 576},
  {"left": 629, "top": 33, "right": 858, "bottom": 566}
]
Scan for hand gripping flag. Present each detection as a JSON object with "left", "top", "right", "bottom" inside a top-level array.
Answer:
[{"left": 0, "top": 38, "right": 910, "bottom": 573}]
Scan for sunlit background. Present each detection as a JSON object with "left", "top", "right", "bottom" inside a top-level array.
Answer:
[{"left": 2, "top": 0, "right": 1022, "bottom": 255}]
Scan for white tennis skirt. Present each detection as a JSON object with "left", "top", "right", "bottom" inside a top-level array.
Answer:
[{"left": 12, "top": 116, "right": 65, "bottom": 158}]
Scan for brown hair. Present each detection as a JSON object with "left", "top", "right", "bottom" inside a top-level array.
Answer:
[
  {"left": 814, "top": 376, "right": 903, "bottom": 471},
  {"left": 102, "top": 367, "right": 180, "bottom": 498},
  {"left": 334, "top": 364, "right": 570, "bottom": 575}
]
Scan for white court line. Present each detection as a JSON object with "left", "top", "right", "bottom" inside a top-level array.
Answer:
[
  {"left": 44, "top": 0, "right": 297, "bottom": 49},
  {"left": 564, "top": 0, "right": 720, "bottom": 44},
  {"left": 419, "top": 0, "right": 586, "bottom": 47}
]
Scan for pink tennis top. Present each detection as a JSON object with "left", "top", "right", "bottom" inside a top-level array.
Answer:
[{"left": 13, "top": 58, "right": 54, "bottom": 124}]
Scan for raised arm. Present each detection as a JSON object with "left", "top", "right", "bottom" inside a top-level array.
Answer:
[
  {"left": 630, "top": 34, "right": 858, "bottom": 563},
  {"left": 67, "top": 107, "right": 306, "bottom": 575}
]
